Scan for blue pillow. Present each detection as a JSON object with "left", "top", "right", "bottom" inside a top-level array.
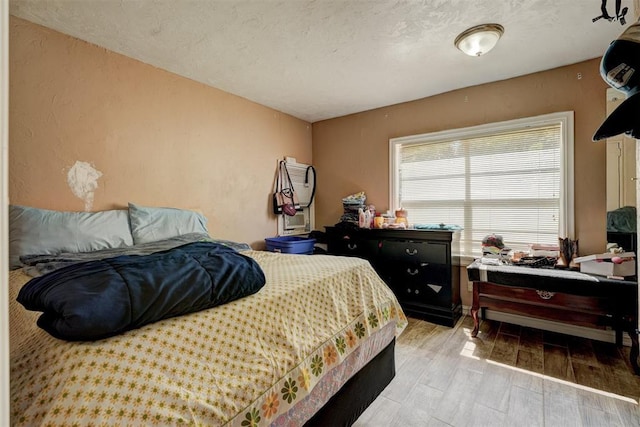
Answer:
[
  {"left": 9, "top": 205, "right": 133, "bottom": 269},
  {"left": 128, "top": 203, "right": 209, "bottom": 244}
]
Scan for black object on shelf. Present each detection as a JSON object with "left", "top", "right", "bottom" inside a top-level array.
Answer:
[{"left": 607, "top": 231, "right": 637, "bottom": 254}]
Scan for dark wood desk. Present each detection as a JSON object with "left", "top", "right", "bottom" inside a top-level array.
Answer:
[{"left": 467, "top": 260, "right": 639, "bottom": 375}]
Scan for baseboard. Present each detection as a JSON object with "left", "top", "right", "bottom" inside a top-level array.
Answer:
[{"left": 461, "top": 305, "right": 632, "bottom": 347}]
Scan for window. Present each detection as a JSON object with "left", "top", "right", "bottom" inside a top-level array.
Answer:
[{"left": 390, "top": 112, "right": 574, "bottom": 259}]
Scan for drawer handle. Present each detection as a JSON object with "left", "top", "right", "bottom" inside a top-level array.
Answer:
[
  {"left": 407, "top": 268, "right": 419, "bottom": 276},
  {"left": 536, "top": 290, "right": 555, "bottom": 300},
  {"left": 347, "top": 243, "right": 358, "bottom": 250},
  {"left": 406, "top": 248, "right": 418, "bottom": 255}
]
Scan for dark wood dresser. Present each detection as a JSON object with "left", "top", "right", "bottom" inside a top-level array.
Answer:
[{"left": 325, "top": 226, "right": 461, "bottom": 327}]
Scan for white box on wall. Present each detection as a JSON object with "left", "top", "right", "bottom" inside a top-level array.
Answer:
[{"left": 277, "top": 159, "right": 315, "bottom": 236}]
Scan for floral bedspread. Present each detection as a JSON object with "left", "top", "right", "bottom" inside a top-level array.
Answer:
[{"left": 10, "top": 251, "right": 407, "bottom": 426}]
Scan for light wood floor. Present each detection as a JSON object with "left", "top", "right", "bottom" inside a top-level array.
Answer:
[{"left": 354, "top": 316, "right": 640, "bottom": 427}]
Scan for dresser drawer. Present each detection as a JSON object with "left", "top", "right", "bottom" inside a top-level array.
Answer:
[
  {"left": 382, "top": 262, "right": 449, "bottom": 287},
  {"left": 392, "top": 276, "right": 452, "bottom": 307},
  {"left": 382, "top": 263, "right": 451, "bottom": 306},
  {"left": 327, "top": 233, "right": 379, "bottom": 258},
  {"left": 379, "top": 240, "right": 448, "bottom": 264}
]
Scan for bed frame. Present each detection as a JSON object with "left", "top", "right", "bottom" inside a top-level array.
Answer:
[{"left": 305, "top": 338, "right": 396, "bottom": 426}]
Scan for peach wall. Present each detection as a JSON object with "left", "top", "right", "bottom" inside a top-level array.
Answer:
[
  {"left": 312, "top": 59, "right": 609, "bottom": 307},
  {"left": 9, "top": 17, "right": 312, "bottom": 248},
  {"left": 8, "top": 16, "right": 612, "bottom": 306}
]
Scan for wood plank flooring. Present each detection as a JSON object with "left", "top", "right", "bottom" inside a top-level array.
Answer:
[{"left": 354, "top": 316, "right": 640, "bottom": 426}]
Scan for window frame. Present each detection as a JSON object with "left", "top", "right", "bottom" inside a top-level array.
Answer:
[{"left": 389, "top": 111, "right": 575, "bottom": 260}]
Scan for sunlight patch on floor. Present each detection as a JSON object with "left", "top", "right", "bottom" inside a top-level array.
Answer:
[
  {"left": 460, "top": 339, "right": 481, "bottom": 360},
  {"left": 485, "top": 359, "right": 638, "bottom": 404},
  {"left": 457, "top": 326, "right": 639, "bottom": 405}
]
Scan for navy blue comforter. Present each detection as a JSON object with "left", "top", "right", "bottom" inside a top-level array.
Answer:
[{"left": 17, "top": 242, "right": 265, "bottom": 341}]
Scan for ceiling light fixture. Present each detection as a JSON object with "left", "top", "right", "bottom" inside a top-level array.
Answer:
[{"left": 454, "top": 24, "right": 504, "bottom": 57}]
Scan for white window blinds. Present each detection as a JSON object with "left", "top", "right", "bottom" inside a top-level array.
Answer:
[{"left": 390, "top": 112, "right": 574, "bottom": 258}]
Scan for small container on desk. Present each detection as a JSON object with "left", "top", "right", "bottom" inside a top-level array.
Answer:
[
  {"left": 574, "top": 252, "right": 636, "bottom": 278},
  {"left": 265, "top": 236, "right": 316, "bottom": 254}
]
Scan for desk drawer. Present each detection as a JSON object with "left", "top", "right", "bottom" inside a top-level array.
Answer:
[
  {"left": 477, "top": 282, "right": 610, "bottom": 314},
  {"left": 479, "top": 297, "right": 612, "bottom": 329}
]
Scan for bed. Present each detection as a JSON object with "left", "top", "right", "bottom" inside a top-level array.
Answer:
[{"left": 8, "top": 204, "right": 407, "bottom": 426}]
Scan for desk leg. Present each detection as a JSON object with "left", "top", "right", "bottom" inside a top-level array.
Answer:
[
  {"left": 471, "top": 282, "right": 480, "bottom": 338},
  {"left": 629, "top": 329, "right": 640, "bottom": 375}
]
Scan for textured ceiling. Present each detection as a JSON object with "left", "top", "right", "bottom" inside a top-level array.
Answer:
[{"left": 9, "top": 0, "right": 637, "bottom": 122}]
